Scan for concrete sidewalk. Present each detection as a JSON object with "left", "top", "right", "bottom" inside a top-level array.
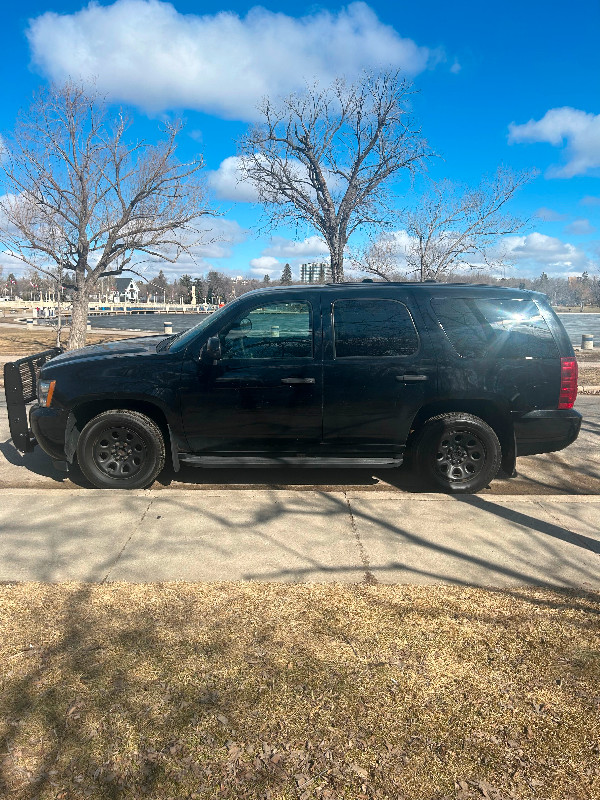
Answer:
[{"left": 0, "top": 489, "right": 598, "bottom": 587}]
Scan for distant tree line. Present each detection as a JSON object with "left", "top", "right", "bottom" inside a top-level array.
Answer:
[
  {"left": 355, "top": 269, "right": 600, "bottom": 308},
  {"left": 4, "top": 263, "right": 599, "bottom": 309}
]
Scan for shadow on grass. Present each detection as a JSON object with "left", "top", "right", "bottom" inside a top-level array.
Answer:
[{"left": 1, "top": 581, "right": 600, "bottom": 799}]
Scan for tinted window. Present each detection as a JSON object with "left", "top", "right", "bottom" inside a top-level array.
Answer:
[
  {"left": 432, "top": 298, "right": 558, "bottom": 359},
  {"left": 220, "top": 301, "right": 312, "bottom": 359},
  {"left": 333, "top": 299, "right": 419, "bottom": 358}
]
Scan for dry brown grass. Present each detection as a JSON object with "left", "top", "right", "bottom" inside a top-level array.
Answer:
[
  {"left": 579, "top": 366, "right": 600, "bottom": 387},
  {"left": 577, "top": 349, "right": 600, "bottom": 362},
  {"left": 0, "top": 583, "right": 598, "bottom": 799},
  {"left": 0, "top": 323, "right": 143, "bottom": 357}
]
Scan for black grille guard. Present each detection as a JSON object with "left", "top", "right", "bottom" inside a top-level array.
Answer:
[{"left": 3, "top": 348, "right": 63, "bottom": 452}]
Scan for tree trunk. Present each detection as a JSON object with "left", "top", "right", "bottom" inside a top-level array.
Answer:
[
  {"left": 68, "top": 288, "right": 90, "bottom": 350},
  {"left": 329, "top": 241, "right": 345, "bottom": 283}
]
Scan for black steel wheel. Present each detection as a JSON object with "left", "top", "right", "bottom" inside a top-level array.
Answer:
[
  {"left": 414, "top": 412, "right": 501, "bottom": 494},
  {"left": 77, "top": 410, "right": 165, "bottom": 489}
]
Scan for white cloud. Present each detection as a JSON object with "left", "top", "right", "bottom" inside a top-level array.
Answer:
[
  {"left": 565, "top": 218, "right": 596, "bottom": 236},
  {"left": 208, "top": 157, "right": 259, "bottom": 203},
  {"left": 262, "top": 236, "right": 329, "bottom": 259},
  {"left": 249, "top": 256, "right": 280, "bottom": 273},
  {"left": 508, "top": 107, "right": 600, "bottom": 177},
  {"left": 28, "top": 0, "right": 436, "bottom": 121},
  {"left": 129, "top": 216, "right": 248, "bottom": 276},
  {"left": 502, "top": 232, "right": 591, "bottom": 274},
  {"left": 581, "top": 195, "right": 600, "bottom": 207},
  {"left": 209, "top": 154, "right": 346, "bottom": 204}
]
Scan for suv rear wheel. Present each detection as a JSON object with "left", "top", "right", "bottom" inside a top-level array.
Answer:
[
  {"left": 77, "top": 410, "right": 165, "bottom": 489},
  {"left": 414, "top": 412, "right": 501, "bottom": 494}
]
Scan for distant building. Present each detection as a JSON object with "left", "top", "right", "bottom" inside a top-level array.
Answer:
[
  {"left": 113, "top": 277, "right": 140, "bottom": 303},
  {"left": 300, "top": 262, "right": 330, "bottom": 283}
]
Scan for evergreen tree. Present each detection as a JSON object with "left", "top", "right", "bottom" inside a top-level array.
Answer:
[
  {"left": 263, "top": 274, "right": 271, "bottom": 284},
  {"left": 280, "top": 263, "right": 292, "bottom": 285},
  {"left": 179, "top": 274, "right": 193, "bottom": 303}
]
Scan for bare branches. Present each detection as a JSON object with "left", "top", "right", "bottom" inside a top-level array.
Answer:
[
  {"left": 402, "top": 168, "right": 534, "bottom": 281},
  {"left": 239, "top": 71, "right": 431, "bottom": 282},
  {"left": 0, "top": 82, "right": 208, "bottom": 348}
]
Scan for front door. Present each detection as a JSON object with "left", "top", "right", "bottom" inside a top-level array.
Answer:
[
  {"left": 180, "top": 296, "right": 322, "bottom": 453},
  {"left": 322, "top": 293, "right": 437, "bottom": 454}
]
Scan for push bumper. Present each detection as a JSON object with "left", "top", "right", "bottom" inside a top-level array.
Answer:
[
  {"left": 3, "top": 349, "right": 62, "bottom": 453},
  {"left": 514, "top": 408, "right": 582, "bottom": 456}
]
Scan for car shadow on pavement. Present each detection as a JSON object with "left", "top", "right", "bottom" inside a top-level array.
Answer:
[
  {"left": 457, "top": 495, "right": 600, "bottom": 555},
  {"left": 0, "top": 437, "right": 70, "bottom": 484}
]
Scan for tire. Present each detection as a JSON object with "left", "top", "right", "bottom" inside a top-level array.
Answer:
[
  {"left": 413, "top": 412, "right": 501, "bottom": 494},
  {"left": 76, "top": 410, "right": 165, "bottom": 489}
]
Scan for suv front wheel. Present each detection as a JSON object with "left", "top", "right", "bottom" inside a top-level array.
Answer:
[
  {"left": 414, "top": 412, "right": 501, "bottom": 494},
  {"left": 76, "top": 410, "right": 166, "bottom": 489}
]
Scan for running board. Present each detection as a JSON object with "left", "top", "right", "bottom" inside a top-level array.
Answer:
[{"left": 178, "top": 455, "right": 403, "bottom": 469}]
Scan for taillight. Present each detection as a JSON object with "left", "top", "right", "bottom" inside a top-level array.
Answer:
[{"left": 558, "top": 358, "right": 578, "bottom": 409}]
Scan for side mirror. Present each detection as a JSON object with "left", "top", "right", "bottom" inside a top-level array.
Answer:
[{"left": 203, "top": 336, "right": 222, "bottom": 362}]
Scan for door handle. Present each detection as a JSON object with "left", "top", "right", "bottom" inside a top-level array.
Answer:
[
  {"left": 281, "top": 377, "right": 316, "bottom": 384},
  {"left": 397, "top": 374, "right": 428, "bottom": 382}
]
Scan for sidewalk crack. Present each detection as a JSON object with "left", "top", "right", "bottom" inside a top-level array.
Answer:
[
  {"left": 101, "top": 496, "right": 154, "bottom": 584},
  {"left": 344, "top": 493, "right": 377, "bottom": 585}
]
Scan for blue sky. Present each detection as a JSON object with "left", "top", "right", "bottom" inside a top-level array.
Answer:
[{"left": 1, "top": 0, "right": 599, "bottom": 280}]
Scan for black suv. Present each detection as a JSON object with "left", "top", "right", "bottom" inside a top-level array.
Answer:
[{"left": 4, "top": 282, "right": 582, "bottom": 493}]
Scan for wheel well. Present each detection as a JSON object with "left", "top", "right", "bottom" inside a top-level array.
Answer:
[
  {"left": 71, "top": 399, "right": 170, "bottom": 454},
  {"left": 408, "top": 399, "right": 514, "bottom": 471}
]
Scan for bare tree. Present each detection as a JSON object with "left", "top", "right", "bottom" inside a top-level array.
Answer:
[
  {"left": 350, "top": 232, "right": 408, "bottom": 281},
  {"left": 0, "top": 83, "right": 207, "bottom": 349},
  {"left": 398, "top": 168, "right": 532, "bottom": 281},
  {"left": 239, "top": 71, "right": 430, "bottom": 283}
]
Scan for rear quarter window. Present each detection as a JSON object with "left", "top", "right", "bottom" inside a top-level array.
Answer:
[{"left": 431, "top": 297, "right": 558, "bottom": 359}]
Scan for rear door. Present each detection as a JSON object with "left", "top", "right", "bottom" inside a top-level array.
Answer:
[{"left": 322, "top": 291, "right": 437, "bottom": 454}]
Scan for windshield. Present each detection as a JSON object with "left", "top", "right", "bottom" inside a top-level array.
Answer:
[{"left": 167, "top": 305, "right": 231, "bottom": 353}]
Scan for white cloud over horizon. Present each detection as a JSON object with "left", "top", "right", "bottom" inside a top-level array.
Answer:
[
  {"left": 508, "top": 107, "right": 600, "bottom": 178},
  {"left": 262, "top": 236, "right": 330, "bottom": 259},
  {"left": 28, "top": 0, "right": 437, "bottom": 121},
  {"left": 249, "top": 256, "right": 280, "bottom": 273},
  {"left": 359, "top": 228, "right": 594, "bottom": 278},
  {"left": 501, "top": 232, "right": 592, "bottom": 275}
]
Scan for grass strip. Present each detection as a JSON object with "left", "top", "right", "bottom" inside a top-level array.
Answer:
[
  {"left": 0, "top": 325, "right": 144, "bottom": 357},
  {"left": 1, "top": 583, "right": 599, "bottom": 799}
]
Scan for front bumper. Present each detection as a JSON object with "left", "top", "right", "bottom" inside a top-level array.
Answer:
[
  {"left": 29, "top": 404, "right": 69, "bottom": 461},
  {"left": 514, "top": 408, "right": 582, "bottom": 456}
]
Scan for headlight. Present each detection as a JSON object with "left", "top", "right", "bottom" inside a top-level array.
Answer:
[{"left": 37, "top": 379, "right": 56, "bottom": 407}]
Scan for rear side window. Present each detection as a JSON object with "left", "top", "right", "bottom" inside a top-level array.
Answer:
[
  {"left": 333, "top": 298, "right": 419, "bottom": 358},
  {"left": 431, "top": 297, "right": 558, "bottom": 359}
]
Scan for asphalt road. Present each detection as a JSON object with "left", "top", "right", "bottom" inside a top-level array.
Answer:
[{"left": 0, "top": 396, "right": 598, "bottom": 495}]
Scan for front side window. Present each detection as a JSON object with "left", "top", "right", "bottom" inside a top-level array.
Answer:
[
  {"left": 219, "top": 301, "right": 313, "bottom": 359},
  {"left": 333, "top": 299, "right": 419, "bottom": 358},
  {"left": 432, "top": 297, "right": 558, "bottom": 359}
]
